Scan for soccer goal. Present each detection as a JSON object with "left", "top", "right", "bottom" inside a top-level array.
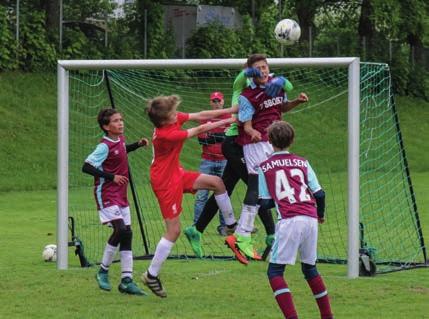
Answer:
[{"left": 57, "top": 58, "right": 427, "bottom": 277}]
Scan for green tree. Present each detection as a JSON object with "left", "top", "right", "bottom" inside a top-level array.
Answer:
[
  {"left": 186, "top": 21, "right": 245, "bottom": 58},
  {"left": 134, "top": 0, "right": 175, "bottom": 58},
  {"left": 0, "top": 5, "right": 18, "bottom": 70}
]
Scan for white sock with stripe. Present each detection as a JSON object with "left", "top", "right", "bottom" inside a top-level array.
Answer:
[
  {"left": 215, "top": 192, "right": 236, "bottom": 226},
  {"left": 148, "top": 237, "right": 174, "bottom": 277},
  {"left": 100, "top": 243, "right": 117, "bottom": 271},
  {"left": 235, "top": 204, "right": 258, "bottom": 236},
  {"left": 120, "top": 250, "right": 133, "bottom": 279}
]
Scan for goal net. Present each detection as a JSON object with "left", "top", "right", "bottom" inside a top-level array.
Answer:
[{"left": 57, "top": 58, "right": 427, "bottom": 275}]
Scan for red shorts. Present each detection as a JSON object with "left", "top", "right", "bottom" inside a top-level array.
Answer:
[{"left": 153, "top": 170, "right": 200, "bottom": 220}]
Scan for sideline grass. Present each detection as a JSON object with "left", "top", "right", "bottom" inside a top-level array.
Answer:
[{"left": 0, "top": 172, "right": 428, "bottom": 318}]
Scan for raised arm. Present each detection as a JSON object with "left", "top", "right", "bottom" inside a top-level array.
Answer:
[
  {"left": 188, "top": 106, "right": 237, "bottom": 122},
  {"left": 126, "top": 138, "right": 149, "bottom": 153},
  {"left": 187, "top": 117, "right": 235, "bottom": 139},
  {"left": 281, "top": 92, "right": 308, "bottom": 113}
]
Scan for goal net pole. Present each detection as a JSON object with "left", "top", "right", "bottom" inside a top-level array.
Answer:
[{"left": 57, "top": 58, "right": 360, "bottom": 278}]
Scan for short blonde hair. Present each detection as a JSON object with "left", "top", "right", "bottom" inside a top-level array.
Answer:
[{"left": 147, "top": 95, "right": 180, "bottom": 127}]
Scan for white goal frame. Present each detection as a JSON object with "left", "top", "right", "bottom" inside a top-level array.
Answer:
[{"left": 57, "top": 58, "right": 360, "bottom": 278}]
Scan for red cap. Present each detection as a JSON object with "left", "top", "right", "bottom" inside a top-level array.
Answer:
[{"left": 210, "top": 91, "right": 224, "bottom": 101}]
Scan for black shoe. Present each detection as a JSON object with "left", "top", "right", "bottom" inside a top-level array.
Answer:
[{"left": 141, "top": 271, "right": 167, "bottom": 298}]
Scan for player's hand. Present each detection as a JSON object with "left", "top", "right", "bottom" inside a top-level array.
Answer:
[
  {"left": 318, "top": 217, "right": 325, "bottom": 224},
  {"left": 246, "top": 129, "right": 261, "bottom": 142},
  {"left": 225, "top": 117, "right": 236, "bottom": 124},
  {"left": 229, "top": 105, "right": 239, "bottom": 114},
  {"left": 138, "top": 138, "right": 149, "bottom": 147},
  {"left": 113, "top": 175, "right": 129, "bottom": 185},
  {"left": 265, "top": 76, "right": 286, "bottom": 97},
  {"left": 297, "top": 92, "right": 309, "bottom": 103},
  {"left": 244, "top": 67, "right": 262, "bottom": 78}
]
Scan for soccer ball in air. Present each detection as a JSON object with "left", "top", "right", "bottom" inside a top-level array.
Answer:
[
  {"left": 42, "top": 244, "right": 57, "bottom": 262},
  {"left": 274, "top": 19, "right": 301, "bottom": 45}
]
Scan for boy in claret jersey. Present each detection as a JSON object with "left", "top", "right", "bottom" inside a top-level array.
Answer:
[{"left": 258, "top": 121, "right": 333, "bottom": 319}]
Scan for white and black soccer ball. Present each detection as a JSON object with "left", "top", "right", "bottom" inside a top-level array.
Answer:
[
  {"left": 42, "top": 244, "right": 57, "bottom": 262},
  {"left": 274, "top": 19, "right": 301, "bottom": 45}
]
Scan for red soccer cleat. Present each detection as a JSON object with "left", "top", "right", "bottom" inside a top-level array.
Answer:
[{"left": 225, "top": 235, "right": 249, "bottom": 265}]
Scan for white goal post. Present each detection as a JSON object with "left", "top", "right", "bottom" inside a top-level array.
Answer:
[{"left": 57, "top": 57, "right": 360, "bottom": 278}]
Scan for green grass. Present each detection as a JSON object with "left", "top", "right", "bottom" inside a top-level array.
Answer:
[
  {"left": 0, "top": 72, "right": 428, "bottom": 318},
  {"left": 0, "top": 187, "right": 428, "bottom": 318}
]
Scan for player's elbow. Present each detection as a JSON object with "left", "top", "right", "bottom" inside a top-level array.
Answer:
[{"left": 313, "top": 189, "right": 325, "bottom": 218}]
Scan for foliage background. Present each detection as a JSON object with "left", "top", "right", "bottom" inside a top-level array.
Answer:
[{"left": 0, "top": 0, "right": 428, "bottom": 98}]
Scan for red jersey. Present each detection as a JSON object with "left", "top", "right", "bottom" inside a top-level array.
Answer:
[
  {"left": 236, "top": 80, "right": 285, "bottom": 146},
  {"left": 150, "top": 112, "right": 190, "bottom": 190},
  {"left": 85, "top": 135, "right": 129, "bottom": 210},
  {"left": 198, "top": 113, "right": 231, "bottom": 161}
]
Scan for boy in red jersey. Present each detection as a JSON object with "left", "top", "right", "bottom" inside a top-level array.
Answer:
[
  {"left": 225, "top": 54, "right": 309, "bottom": 264},
  {"left": 82, "top": 108, "right": 148, "bottom": 296},
  {"left": 142, "top": 95, "right": 237, "bottom": 298},
  {"left": 259, "top": 121, "right": 333, "bottom": 319}
]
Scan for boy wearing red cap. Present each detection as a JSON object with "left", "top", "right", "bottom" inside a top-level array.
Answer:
[{"left": 192, "top": 91, "right": 231, "bottom": 235}]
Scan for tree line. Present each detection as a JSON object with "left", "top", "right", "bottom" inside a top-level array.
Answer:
[{"left": 0, "top": 0, "right": 427, "bottom": 98}]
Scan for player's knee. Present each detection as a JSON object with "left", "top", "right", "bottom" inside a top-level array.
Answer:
[
  {"left": 212, "top": 176, "right": 226, "bottom": 194},
  {"left": 119, "top": 228, "right": 133, "bottom": 250},
  {"left": 301, "top": 263, "right": 319, "bottom": 280},
  {"left": 167, "top": 224, "right": 181, "bottom": 240},
  {"left": 267, "top": 263, "right": 285, "bottom": 279},
  {"left": 118, "top": 227, "right": 132, "bottom": 243}
]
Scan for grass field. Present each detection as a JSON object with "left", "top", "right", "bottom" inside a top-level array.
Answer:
[
  {"left": 0, "top": 183, "right": 428, "bottom": 319},
  {"left": 0, "top": 72, "right": 428, "bottom": 318}
]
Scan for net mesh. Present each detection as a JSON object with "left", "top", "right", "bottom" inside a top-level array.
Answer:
[{"left": 67, "top": 62, "right": 426, "bottom": 273}]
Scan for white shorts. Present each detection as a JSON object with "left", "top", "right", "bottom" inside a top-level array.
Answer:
[
  {"left": 243, "top": 141, "right": 274, "bottom": 174},
  {"left": 270, "top": 215, "right": 318, "bottom": 265},
  {"left": 99, "top": 205, "right": 131, "bottom": 226}
]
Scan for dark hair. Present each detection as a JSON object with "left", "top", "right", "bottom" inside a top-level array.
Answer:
[
  {"left": 268, "top": 121, "right": 295, "bottom": 149},
  {"left": 246, "top": 53, "right": 268, "bottom": 68},
  {"left": 146, "top": 95, "right": 180, "bottom": 128},
  {"left": 97, "top": 108, "right": 120, "bottom": 134}
]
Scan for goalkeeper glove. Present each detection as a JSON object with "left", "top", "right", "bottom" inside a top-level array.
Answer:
[
  {"left": 244, "top": 67, "right": 262, "bottom": 78},
  {"left": 265, "top": 76, "right": 286, "bottom": 97}
]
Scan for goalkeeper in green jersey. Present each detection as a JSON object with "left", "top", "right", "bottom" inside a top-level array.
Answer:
[{"left": 184, "top": 59, "right": 294, "bottom": 260}]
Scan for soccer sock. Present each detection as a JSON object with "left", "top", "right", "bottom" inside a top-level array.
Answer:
[
  {"left": 269, "top": 276, "right": 298, "bottom": 319},
  {"left": 195, "top": 195, "right": 219, "bottom": 233},
  {"left": 120, "top": 250, "right": 133, "bottom": 279},
  {"left": 214, "top": 192, "right": 236, "bottom": 226},
  {"left": 148, "top": 237, "right": 174, "bottom": 277},
  {"left": 235, "top": 204, "right": 258, "bottom": 236},
  {"left": 100, "top": 243, "right": 118, "bottom": 271},
  {"left": 257, "top": 206, "right": 275, "bottom": 235},
  {"left": 306, "top": 275, "right": 333, "bottom": 319}
]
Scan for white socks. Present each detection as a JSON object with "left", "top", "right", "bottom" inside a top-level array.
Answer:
[
  {"left": 120, "top": 250, "right": 133, "bottom": 279},
  {"left": 100, "top": 243, "right": 117, "bottom": 271},
  {"left": 236, "top": 204, "right": 258, "bottom": 236},
  {"left": 215, "top": 192, "right": 236, "bottom": 226},
  {"left": 148, "top": 237, "right": 174, "bottom": 277}
]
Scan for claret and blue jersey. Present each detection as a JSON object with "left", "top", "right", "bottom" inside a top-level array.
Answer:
[
  {"left": 236, "top": 77, "right": 288, "bottom": 145},
  {"left": 258, "top": 151, "right": 321, "bottom": 220},
  {"left": 85, "top": 135, "right": 129, "bottom": 210}
]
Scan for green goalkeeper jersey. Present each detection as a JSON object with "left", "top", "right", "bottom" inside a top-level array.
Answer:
[{"left": 225, "top": 70, "right": 293, "bottom": 137}]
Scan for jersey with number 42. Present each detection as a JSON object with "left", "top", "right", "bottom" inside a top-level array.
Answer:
[{"left": 258, "top": 151, "right": 321, "bottom": 219}]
